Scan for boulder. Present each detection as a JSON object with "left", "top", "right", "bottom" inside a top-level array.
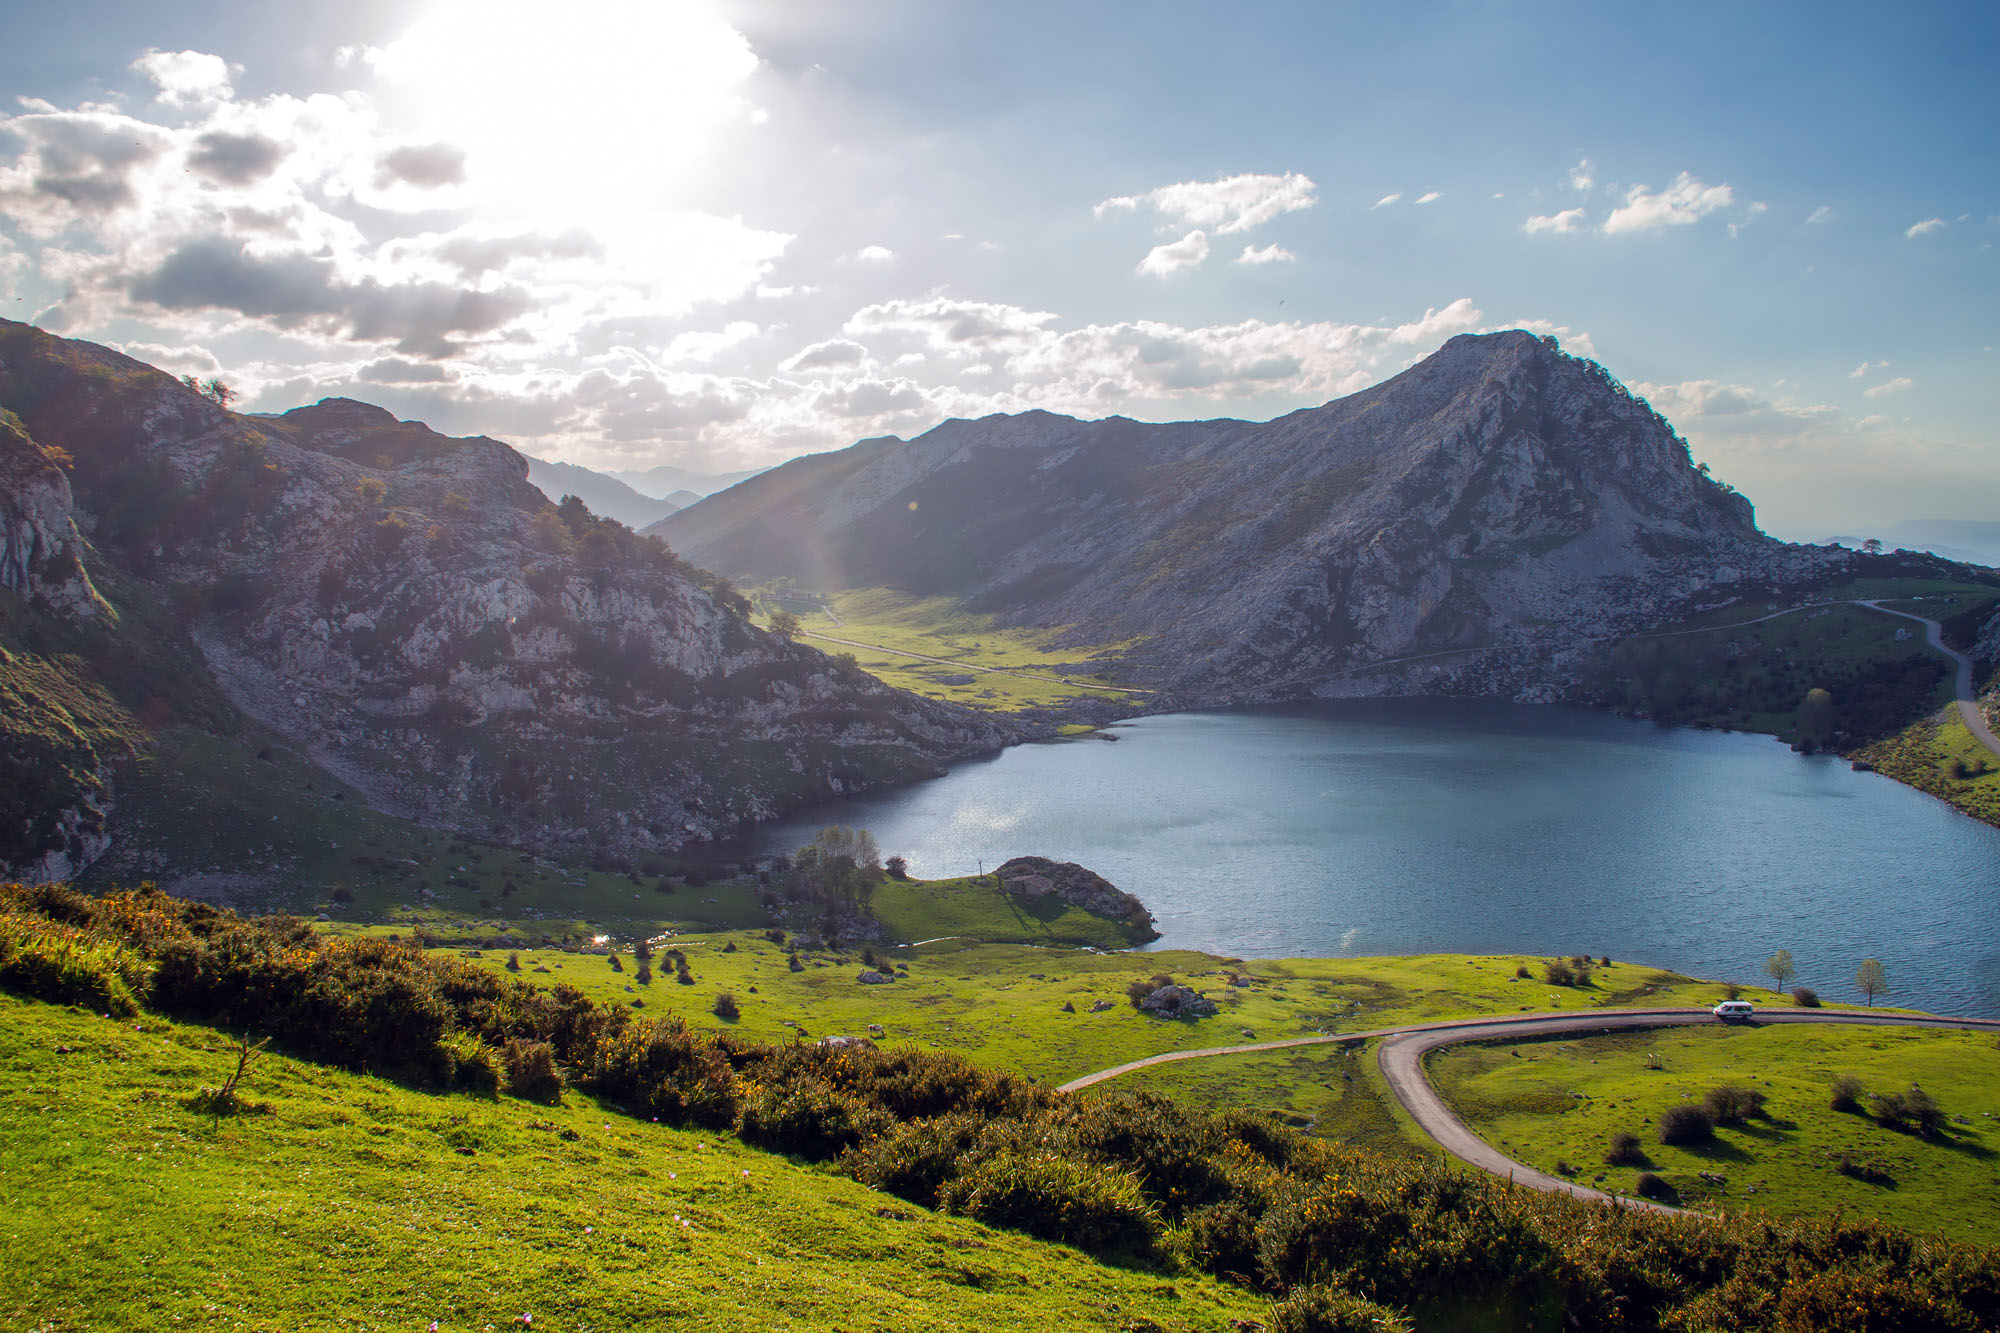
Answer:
[{"left": 1137, "top": 984, "right": 1217, "bottom": 1019}]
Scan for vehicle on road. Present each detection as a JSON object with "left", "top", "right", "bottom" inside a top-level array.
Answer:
[{"left": 1712, "top": 1000, "right": 1755, "bottom": 1022}]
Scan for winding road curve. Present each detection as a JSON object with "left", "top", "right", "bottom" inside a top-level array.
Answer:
[
  {"left": 1058, "top": 1006, "right": 2000, "bottom": 1213},
  {"left": 1858, "top": 600, "right": 2000, "bottom": 758}
]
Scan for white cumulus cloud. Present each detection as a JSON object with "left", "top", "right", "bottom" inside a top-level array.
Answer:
[
  {"left": 131, "top": 50, "right": 235, "bottom": 107},
  {"left": 848, "top": 244, "right": 897, "bottom": 262},
  {"left": 1523, "top": 208, "right": 1587, "bottom": 235},
  {"left": 1094, "top": 171, "right": 1315, "bottom": 235},
  {"left": 1372, "top": 192, "right": 1401, "bottom": 209},
  {"left": 1236, "top": 243, "right": 1294, "bottom": 265},
  {"left": 1863, "top": 376, "right": 1914, "bottom": 399},
  {"left": 1135, "top": 229, "right": 1210, "bottom": 277},
  {"left": 1415, "top": 190, "right": 1442, "bottom": 205},
  {"left": 1568, "top": 158, "right": 1595, "bottom": 192},
  {"left": 1604, "top": 173, "right": 1734, "bottom": 234},
  {"left": 1904, "top": 217, "right": 1946, "bottom": 238}
]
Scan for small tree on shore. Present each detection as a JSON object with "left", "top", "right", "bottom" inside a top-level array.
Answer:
[
  {"left": 1764, "top": 949, "right": 1797, "bottom": 995},
  {"left": 1855, "top": 957, "right": 1889, "bottom": 1007}
]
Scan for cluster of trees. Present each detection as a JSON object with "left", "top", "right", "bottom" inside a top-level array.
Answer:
[
  {"left": 1762, "top": 948, "right": 1890, "bottom": 1005},
  {"left": 792, "top": 825, "right": 884, "bottom": 908}
]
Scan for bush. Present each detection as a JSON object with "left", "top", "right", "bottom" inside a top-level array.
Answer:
[
  {"left": 502, "top": 1039, "right": 563, "bottom": 1102},
  {"left": 847, "top": 1113, "right": 987, "bottom": 1208},
  {"left": 1634, "top": 1172, "right": 1677, "bottom": 1203},
  {"left": 1514, "top": 963, "right": 1532, "bottom": 979},
  {"left": 737, "top": 1079, "right": 890, "bottom": 1162},
  {"left": 0, "top": 913, "right": 148, "bottom": 1015},
  {"left": 711, "top": 991, "right": 740, "bottom": 1021},
  {"left": 1543, "top": 958, "right": 1591, "bottom": 987},
  {"left": 442, "top": 1029, "right": 503, "bottom": 1095},
  {"left": 1268, "top": 1286, "right": 1415, "bottom": 1333},
  {"left": 1605, "top": 1131, "right": 1647, "bottom": 1166},
  {"left": 1873, "top": 1085, "right": 1947, "bottom": 1137},
  {"left": 1658, "top": 1103, "right": 1715, "bottom": 1145},
  {"left": 1771, "top": 1270, "right": 1959, "bottom": 1332},
  {"left": 1791, "top": 986, "right": 1820, "bottom": 1007},
  {"left": 939, "top": 1151, "right": 1158, "bottom": 1257},
  {"left": 1834, "top": 1154, "right": 1895, "bottom": 1186},
  {"left": 1830, "top": 1073, "right": 1866, "bottom": 1113},
  {"left": 1703, "top": 1084, "right": 1766, "bottom": 1125},
  {"left": 584, "top": 1018, "right": 740, "bottom": 1129}
]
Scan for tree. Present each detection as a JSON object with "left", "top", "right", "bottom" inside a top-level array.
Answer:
[
  {"left": 1794, "top": 688, "right": 1835, "bottom": 749},
  {"left": 1855, "top": 957, "right": 1889, "bottom": 1006},
  {"left": 1764, "top": 949, "right": 1797, "bottom": 994},
  {"left": 768, "top": 609, "right": 802, "bottom": 638}
]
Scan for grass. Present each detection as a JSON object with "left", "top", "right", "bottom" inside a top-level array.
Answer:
[
  {"left": 775, "top": 586, "right": 1145, "bottom": 711},
  {"left": 429, "top": 942, "right": 1785, "bottom": 1090},
  {"left": 0, "top": 993, "right": 1257, "bottom": 1332},
  {"left": 867, "top": 873, "right": 1150, "bottom": 948},
  {"left": 1857, "top": 711, "right": 2000, "bottom": 828},
  {"left": 1427, "top": 1023, "right": 2000, "bottom": 1241}
]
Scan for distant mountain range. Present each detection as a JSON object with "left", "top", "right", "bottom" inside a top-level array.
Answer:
[
  {"left": 662, "top": 331, "right": 1856, "bottom": 697},
  {"left": 612, "top": 462, "right": 766, "bottom": 500},
  {"left": 1823, "top": 520, "right": 2000, "bottom": 570},
  {"left": 521, "top": 456, "right": 689, "bottom": 530},
  {"left": 0, "top": 319, "right": 1004, "bottom": 883}
]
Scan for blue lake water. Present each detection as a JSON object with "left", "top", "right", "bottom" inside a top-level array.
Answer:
[{"left": 724, "top": 700, "right": 2000, "bottom": 1015}]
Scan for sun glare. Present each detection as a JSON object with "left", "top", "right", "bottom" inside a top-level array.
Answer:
[{"left": 369, "top": 0, "right": 760, "bottom": 223}]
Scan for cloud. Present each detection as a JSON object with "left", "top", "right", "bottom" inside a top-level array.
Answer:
[
  {"left": 782, "top": 338, "right": 869, "bottom": 372},
  {"left": 187, "top": 130, "right": 286, "bottom": 185},
  {"left": 1863, "top": 376, "right": 1914, "bottom": 399},
  {"left": 1904, "top": 217, "right": 1946, "bottom": 238},
  {"left": 131, "top": 50, "right": 233, "bottom": 107},
  {"left": 1135, "top": 229, "right": 1210, "bottom": 276},
  {"left": 359, "top": 356, "right": 454, "bottom": 383},
  {"left": 1848, "top": 360, "right": 1885, "bottom": 379},
  {"left": 847, "top": 244, "right": 896, "bottom": 263},
  {"left": 1603, "top": 172, "right": 1734, "bottom": 233},
  {"left": 375, "top": 143, "right": 467, "bottom": 188},
  {"left": 1568, "top": 158, "right": 1595, "bottom": 192},
  {"left": 1372, "top": 192, "right": 1401, "bottom": 209},
  {"left": 1414, "top": 190, "right": 1442, "bottom": 205},
  {"left": 1523, "top": 208, "right": 1587, "bottom": 235},
  {"left": 846, "top": 296, "right": 1058, "bottom": 350},
  {"left": 1096, "top": 171, "right": 1316, "bottom": 234},
  {"left": 1236, "top": 243, "right": 1294, "bottom": 265},
  {"left": 1806, "top": 205, "right": 1834, "bottom": 224}
]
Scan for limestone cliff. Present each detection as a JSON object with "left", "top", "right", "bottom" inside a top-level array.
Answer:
[{"left": 0, "top": 319, "right": 1008, "bottom": 877}]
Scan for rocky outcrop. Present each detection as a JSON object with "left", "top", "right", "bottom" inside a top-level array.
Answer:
[
  {"left": 0, "top": 318, "right": 1012, "bottom": 865},
  {"left": 0, "top": 409, "right": 102, "bottom": 621},
  {"left": 996, "top": 854, "right": 1157, "bottom": 939},
  {"left": 665, "top": 332, "right": 1854, "bottom": 700},
  {"left": 1136, "top": 984, "right": 1217, "bottom": 1020}
]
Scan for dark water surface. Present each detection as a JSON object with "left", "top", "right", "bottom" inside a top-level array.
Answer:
[{"left": 723, "top": 700, "right": 2000, "bottom": 1015}]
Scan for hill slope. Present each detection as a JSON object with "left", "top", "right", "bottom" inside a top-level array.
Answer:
[
  {"left": 0, "top": 319, "right": 1008, "bottom": 881},
  {"left": 664, "top": 332, "right": 1851, "bottom": 697},
  {"left": 523, "top": 454, "right": 686, "bottom": 528}
]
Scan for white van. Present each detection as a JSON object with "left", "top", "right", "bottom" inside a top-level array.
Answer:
[{"left": 1712, "top": 1000, "right": 1755, "bottom": 1022}]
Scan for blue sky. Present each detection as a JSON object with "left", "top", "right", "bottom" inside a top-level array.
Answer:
[{"left": 0, "top": 0, "right": 1993, "bottom": 536}]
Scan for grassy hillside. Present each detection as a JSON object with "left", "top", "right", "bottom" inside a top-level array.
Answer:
[
  {"left": 766, "top": 586, "right": 1145, "bottom": 711},
  {"left": 6, "top": 884, "right": 1998, "bottom": 1331},
  {"left": 425, "top": 941, "right": 1795, "bottom": 1089},
  {"left": 0, "top": 994, "right": 1253, "bottom": 1332},
  {"left": 1429, "top": 1023, "right": 2000, "bottom": 1242}
]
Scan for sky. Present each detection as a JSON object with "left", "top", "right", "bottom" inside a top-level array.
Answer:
[{"left": 0, "top": 0, "right": 1993, "bottom": 538}]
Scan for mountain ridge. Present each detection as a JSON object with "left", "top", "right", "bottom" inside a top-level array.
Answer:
[
  {"left": 0, "top": 318, "right": 1009, "bottom": 882},
  {"left": 663, "top": 331, "right": 1852, "bottom": 698}
]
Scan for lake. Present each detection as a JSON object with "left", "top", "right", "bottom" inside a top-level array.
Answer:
[{"left": 722, "top": 700, "right": 2000, "bottom": 1016}]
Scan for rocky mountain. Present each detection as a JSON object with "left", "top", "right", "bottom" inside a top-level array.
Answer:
[
  {"left": 613, "top": 462, "right": 765, "bottom": 501},
  {"left": 0, "top": 319, "right": 1008, "bottom": 881},
  {"left": 523, "top": 455, "right": 686, "bottom": 530},
  {"left": 663, "top": 332, "right": 1853, "bottom": 698}
]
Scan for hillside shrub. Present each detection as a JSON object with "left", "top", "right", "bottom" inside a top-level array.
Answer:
[
  {"left": 939, "top": 1150, "right": 1157, "bottom": 1257},
  {"left": 737, "top": 1079, "right": 890, "bottom": 1161},
  {"left": 0, "top": 913, "right": 147, "bottom": 1015},
  {"left": 1830, "top": 1073, "right": 1867, "bottom": 1113},
  {"left": 1792, "top": 986, "right": 1821, "bottom": 1007},
  {"left": 1605, "top": 1130, "right": 1647, "bottom": 1166},
  {"left": 1658, "top": 1103, "right": 1715, "bottom": 1144},
  {"left": 711, "top": 991, "right": 740, "bottom": 1021},
  {"left": 502, "top": 1038, "right": 562, "bottom": 1102},
  {"left": 1267, "top": 1286, "right": 1415, "bottom": 1333},
  {"left": 1874, "top": 1085, "right": 1948, "bottom": 1137},
  {"left": 848, "top": 1113, "right": 989, "bottom": 1208},
  {"left": 1703, "top": 1084, "right": 1766, "bottom": 1125},
  {"left": 583, "top": 1018, "right": 739, "bottom": 1129},
  {"left": 1634, "top": 1172, "right": 1677, "bottom": 1203}
]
